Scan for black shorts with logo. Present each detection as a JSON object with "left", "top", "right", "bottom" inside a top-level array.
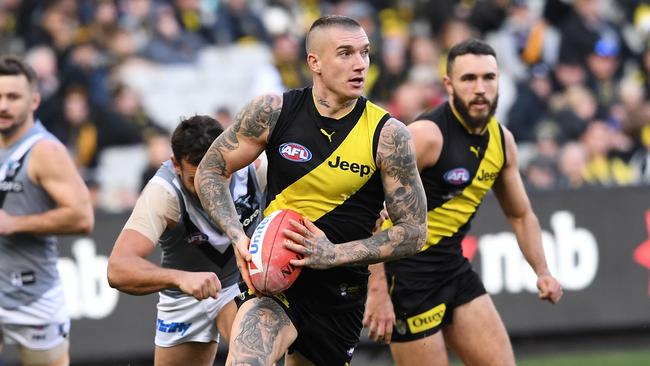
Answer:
[
  {"left": 385, "top": 266, "right": 486, "bottom": 342},
  {"left": 236, "top": 282, "right": 365, "bottom": 366}
]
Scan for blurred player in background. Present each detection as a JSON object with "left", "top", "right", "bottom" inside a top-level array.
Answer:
[
  {"left": 0, "top": 56, "right": 94, "bottom": 366},
  {"left": 364, "top": 39, "right": 563, "bottom": 366}
]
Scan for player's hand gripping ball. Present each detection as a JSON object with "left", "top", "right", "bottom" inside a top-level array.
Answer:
[{"left": 248, "top": 209, "right": 304, "bottom": 295}]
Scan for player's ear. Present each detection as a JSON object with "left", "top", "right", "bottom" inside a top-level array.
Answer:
[
  {"left": 443, "top": 75, "right": 453, "bottom": 95},
  {"left": 171, "top": 156, "right": 181, "bottom": 174},
  {"left": 307, "top": 53, "right": 321, "bottom": 74},
  {"left": 30, "top": 89, "right": 41, "bottom": 111}
]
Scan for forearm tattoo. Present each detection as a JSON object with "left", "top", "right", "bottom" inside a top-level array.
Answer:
[
  {"left": 196, "top": 94, "right": 282, "bottom": 242},
  {"left": 229, "top": 298, "right": 290, "bottom": 365},
  {"left": 341, "top": 119, "right": 427, "bottom": 265}
]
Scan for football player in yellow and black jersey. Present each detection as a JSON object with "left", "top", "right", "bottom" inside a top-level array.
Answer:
[
  {"left": 364, "top": 39, "right": 564, "bottom": 366},
  {"left": 194, "top": 15, "right": 427, "bottom": 366}
]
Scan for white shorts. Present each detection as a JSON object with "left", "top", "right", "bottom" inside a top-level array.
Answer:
[
  {"left": 0, "top": 284, "right": 70, "bottom": 350},
  {"left": 154, "top": 283, "right": 240, "bottom": 348}
]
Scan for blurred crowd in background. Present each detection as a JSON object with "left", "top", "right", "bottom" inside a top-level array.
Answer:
[{"left": 2, "top": 0, "right": 650, "bottom": 212}]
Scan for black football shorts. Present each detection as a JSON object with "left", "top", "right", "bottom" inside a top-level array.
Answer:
[{"left": 386, "top": 267, "right": 486, "bottom": 342}]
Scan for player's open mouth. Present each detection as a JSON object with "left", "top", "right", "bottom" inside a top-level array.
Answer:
[{"left": 349, "top": 77, "right": 364, "bottom": 87}]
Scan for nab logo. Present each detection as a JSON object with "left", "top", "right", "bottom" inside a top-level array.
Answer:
[
  {"left": 279, "top": 142, "right": 312, "bottom": 162},
  {"left": 443, "top": 168, "right": 470, "bottom": 185}
]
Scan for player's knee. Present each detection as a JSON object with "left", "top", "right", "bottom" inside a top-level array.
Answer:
[{"left": 19, "top": 339, "right": 69, "bottom": 366}]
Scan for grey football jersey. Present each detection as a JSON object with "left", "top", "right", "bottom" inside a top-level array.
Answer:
[
  {"left": 152, "top": 160, "right": 262, "bottom": 297},
  {"left": 0, "top": 122, "right": 60, "bottom": 310}
]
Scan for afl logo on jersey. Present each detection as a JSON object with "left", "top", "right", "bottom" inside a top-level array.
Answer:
[
  {"left": 443, "top": 168, "right": 470, "bottom": 185},
  {"left": 279, "top": 142, "right": 312, "bottom": 162}
]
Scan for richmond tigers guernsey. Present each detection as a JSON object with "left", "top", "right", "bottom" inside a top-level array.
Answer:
[
  {"left": 265, "top": 87, "right": 389, "bottom": 310},
  {"left": 385, "top": 101, "right": 507, "bottom": 279}
]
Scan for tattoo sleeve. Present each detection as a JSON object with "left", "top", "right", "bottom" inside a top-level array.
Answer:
[
  {"left": 337, "top": 118, "right": 427, "bottom": 265},
  {"left": 228, "top": 298, "right": 291, "bottom": 365},
  {"left": 196, "top": 94, "right": 282, "bottom": 242}
]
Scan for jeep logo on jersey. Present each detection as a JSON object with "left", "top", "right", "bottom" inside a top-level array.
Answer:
[
  {"left": 328, "top": 156, "right": 371, "bottom": 177},
  {"left": 279, "top": 142, "right": 312, "bottom": 162},
  {"left": 443, "top": 168, "right": 470, "bottom": 185},
  {"left": 477, "top": 168, "right": 499, "bottom": 182}
]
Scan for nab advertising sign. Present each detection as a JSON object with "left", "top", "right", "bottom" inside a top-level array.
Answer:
[
  {"left": 5, "top": 187, "right": 650, "bottom": 363},
  {"left": 468, "top": 186, "right": 650, "bottom": 335}
]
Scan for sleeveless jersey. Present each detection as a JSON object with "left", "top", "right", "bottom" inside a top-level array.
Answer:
[
  {"left": 151, "top": 160, "right": 262, "bottom": 297},
  {"left": 0, "top": 122, "right": 59, "bottom": 309},
  {"left": 385, "top": 102, "right": 507, "bottom": 278},
  {"left": 265, "top": 87, "right": 389, "bottom": 309}
]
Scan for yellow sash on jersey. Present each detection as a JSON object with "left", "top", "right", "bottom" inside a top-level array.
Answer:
[
  {"left": 265, "top": 102, "right": 387, "bottom": 222},
  {"left": 382, "top": 117, "right": 505, "bottom": 251},
  {"left": 421, "top": 117, "right": 504, "bottom": 251}
]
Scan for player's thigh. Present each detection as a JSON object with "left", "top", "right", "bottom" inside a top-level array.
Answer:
[
  {"left": 216, "top": 299, "right": 238, "bottom": 343},
  {"left": 442, "top": 294, "right": 514, "bottom": 366},
  {"left": 18, "top": 339, "right": 69, "bottom": 366},
  {"left": 155, "top": 342, "right": 217, "bottom": 366},
  {"left": 390, "top": 331, "right": 449, "bottom": 366},
  {"left": 284, "top": 350, "right": 317, "bottom": 366},
  {"left": 227, "top": 297, "right": 297, "bottom": 365}
]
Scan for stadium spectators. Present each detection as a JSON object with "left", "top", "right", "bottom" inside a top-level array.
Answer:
[{"left": 1, "top": 0, "right": 649, "bottom": 212}]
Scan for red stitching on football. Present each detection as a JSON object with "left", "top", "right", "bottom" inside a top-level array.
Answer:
[{"left": 248, "top": 209, "right": 304, "bottom": 295}]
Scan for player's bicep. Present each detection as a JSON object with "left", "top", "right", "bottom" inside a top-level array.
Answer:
[
  {"left": 112, "top": 229, "right": 156, "bottom": 259},
  {"left": 203, "top": 93, "right": 282, "bottom": 176},
  {"left": 30, "top": 140, "right": 91, "bottom": 210},
  {"left": 378, "top": 119, "right": 426, "bottom": 225},
  {"left": 493, "top": 128, "right": 531, "bottom": 219}
]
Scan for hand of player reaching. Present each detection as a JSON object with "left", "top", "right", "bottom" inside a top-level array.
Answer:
[
  {"left": 177, "top": 271, "right": 222, "bottom": 300},
  {"left": 537, "top": 273, "right": 563, "bottom": 304},
  {"left": 283, "top": 218, "right": 337, "bottom": 269},
  {"left": 363, "top": 284, "right": 395, "bottom": 344},
  {"left": 232, "top": 235, "right": 261, "bottom": 296}
]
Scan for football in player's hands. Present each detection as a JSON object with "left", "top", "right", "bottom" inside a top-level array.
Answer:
[{"left": 248, "top": 209, "right": 304, "bottom": 295}]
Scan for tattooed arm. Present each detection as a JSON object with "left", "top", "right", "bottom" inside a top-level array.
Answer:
[
  {"left": 285, "top": 118, "right": 427, "bottom": 268},
  {"left": 363, "top": 119, "right": 441, "bottom": 342},
  {"left": 195, "top": 93, "right": 283, "bottom": 289}
]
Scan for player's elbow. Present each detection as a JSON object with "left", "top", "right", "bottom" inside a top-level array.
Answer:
[
  {"left": 78, "top": 211, "right": 94, "bottom": 234},
  {"left": 71, "top": 203, "right": 94, "bottom": 234},
  {"left": 106, "top": 258, "right": 127, "bottom": 291}
]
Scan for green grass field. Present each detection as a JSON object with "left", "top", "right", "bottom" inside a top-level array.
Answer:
[
  {"left": 516, "top": 349, "right": 650, "bottom": 366},
  {"left": 352, "top": 342, "right": 650, "bottom": 366}
]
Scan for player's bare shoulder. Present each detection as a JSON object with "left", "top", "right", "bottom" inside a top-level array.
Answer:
[
  {"left": 27, "top": 138, "right": 74, "bottom": 181},
  {"left": 408, "top": 119, "right": 442, "bottom": 143},
  {"left": 407, "top": 118, "right": 443, "bottom": 169}
]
